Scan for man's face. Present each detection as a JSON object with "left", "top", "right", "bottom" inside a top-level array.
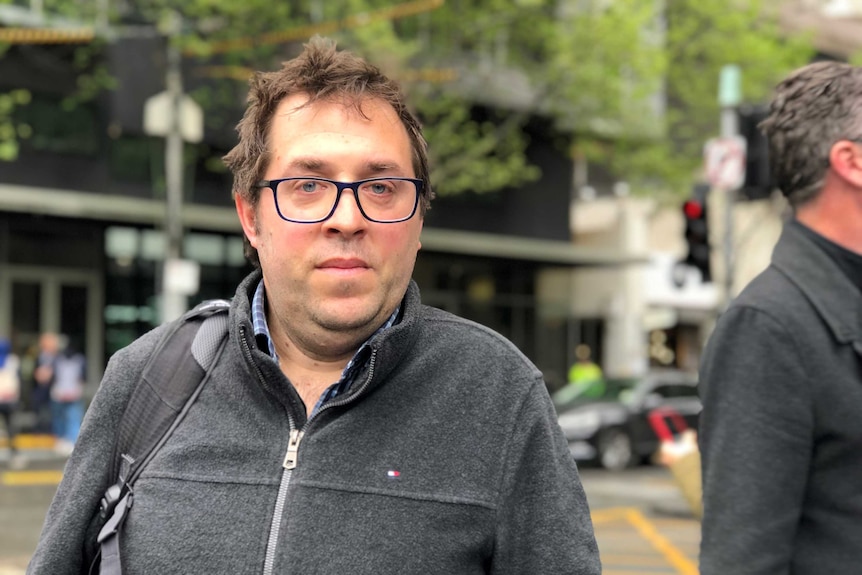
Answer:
[
  {"left": 236, "top": 94, "right": 423, "bottom": 357},
  {"left": 40, "top": 333, "right": 59, "bottom": 354}
]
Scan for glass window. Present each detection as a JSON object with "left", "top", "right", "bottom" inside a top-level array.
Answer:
[
  {"left": 185, "top": 233, "right": 225, "bottom": 266},
  {"left": 105, "top": 226, "right": 140, "bottom": 260}
]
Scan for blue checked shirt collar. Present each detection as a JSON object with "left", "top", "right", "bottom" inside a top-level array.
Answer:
[{"left": 251, "top": 279, "right": 399, "bottom": 417}]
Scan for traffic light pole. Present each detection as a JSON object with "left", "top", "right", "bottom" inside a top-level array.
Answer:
[
  {"left": 718, "top": 65, "right": 742, "bottom": 310},
  {"left": 720, "top": 107, "right": 738, "bottom": 309}
]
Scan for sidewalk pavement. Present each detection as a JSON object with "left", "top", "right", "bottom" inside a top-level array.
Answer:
[
  {"left": 1, "top": 435, "right": 67, "bottom": 575},
  {"left": 0, "top": 435, "right": 67, "bottom": 466},
  {"left": 0, "top": 558, "right": 29, "bottom": 575},
  {"left": 579, "top": 465, "right": 697, "bottom": 518}
]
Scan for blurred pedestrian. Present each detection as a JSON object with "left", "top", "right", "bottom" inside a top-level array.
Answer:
[
  {"left": 49, "top": 342, "right": 85, "bottom": 456},
  {"left": 31, "top": 332, "right": 60, "bottom": 435},
  {"left": 29, "top": 37, "right": 600, "bottom": 575},
  {"left": 698, "top": 60, "right": 862, "bottom": 575},
  {"left": 567, "top": 344, "right": 605, "bottom": 398},
  {"left": 0, "top": 337, "right": 26, "bottom": 469}
]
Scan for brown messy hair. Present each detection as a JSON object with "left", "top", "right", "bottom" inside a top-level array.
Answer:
[
  {"left": 759, "top": 60, "right": 862, "bottom": 208},
  {"left": 223, "top": 36, "right": 433, "bottom": 267}
]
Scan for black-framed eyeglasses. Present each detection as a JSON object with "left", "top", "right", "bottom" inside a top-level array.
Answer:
[{"left": 256, "top": 177, "right": 423, "bottom": 224}]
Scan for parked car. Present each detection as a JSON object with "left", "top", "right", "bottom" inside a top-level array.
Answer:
[{"left": 553, "top": 369, "right": 701, "bottom": 471}]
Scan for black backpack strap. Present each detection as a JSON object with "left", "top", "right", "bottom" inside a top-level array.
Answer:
[{"left": 93, "top": 299, "right": 230, "bottom": 575}]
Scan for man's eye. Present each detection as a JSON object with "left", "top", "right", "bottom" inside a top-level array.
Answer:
[
  {"left": 365, "top": 181, "right": 394, "bottom": 195},
  {"left": 299, "top": 180, "right": 320, "bottom": 193}
]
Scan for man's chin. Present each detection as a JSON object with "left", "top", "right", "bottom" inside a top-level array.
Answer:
[{"left": 314, "top": 301, "right": 381, "bottom": 333}]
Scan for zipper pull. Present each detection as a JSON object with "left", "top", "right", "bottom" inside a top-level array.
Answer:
[{"left": 283, "top": 429, "right": 304, "bottom": 470}]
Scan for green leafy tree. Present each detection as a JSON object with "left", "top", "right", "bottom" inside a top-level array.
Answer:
[
  {"left": 0, "top": 87, "right": 31, "bottom": 161},
  {"left": 397, "top": 0, "right": 814, "bottom": 197},
  {"left": 1, "top": 0, "right": 816, "bottom": 199}
]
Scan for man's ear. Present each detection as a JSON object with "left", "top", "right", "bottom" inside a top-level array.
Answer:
[
  {"left": 828, "top": 140, "right": 862, "bottom": 188},
  {"left": 235, "top": 194, "right": 259, "bottom": 247}
]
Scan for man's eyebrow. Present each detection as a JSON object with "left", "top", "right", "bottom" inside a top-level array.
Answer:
[
  {"left": 366, "top": 161, "right": 403, "bottom": 174},
  {"left": 282, "top": 158, "right": 407, "bottom": 176},
  {"left": 285, "top": 157, "right": 326, "bottom": 172}
]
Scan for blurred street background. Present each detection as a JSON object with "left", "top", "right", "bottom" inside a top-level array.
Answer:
[{"left": 2, "top": 0, "right": 862, "bottom": 573}]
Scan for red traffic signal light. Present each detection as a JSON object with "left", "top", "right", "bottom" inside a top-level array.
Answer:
[
  {"left": 680, "top": 185, "right": 711, "bottom": 283},
  {"left": 683, "top": 200, "right": 704, "bottom": 220}
]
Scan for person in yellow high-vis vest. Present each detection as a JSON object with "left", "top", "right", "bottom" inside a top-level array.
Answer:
[{"left": 566, "top": 344, "right": 605, "bottom": 399}]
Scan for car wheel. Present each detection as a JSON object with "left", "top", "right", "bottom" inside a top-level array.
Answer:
[{"left": 597, "top": 428, "right": 634, "bottom": 471}]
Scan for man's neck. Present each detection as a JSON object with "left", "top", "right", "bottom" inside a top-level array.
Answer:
[
  {"left": 795, "top": 184, "right": 862, "bottom": 255},
  {"left": 270, "top": 327, "right": 358, "bottom": 417}
]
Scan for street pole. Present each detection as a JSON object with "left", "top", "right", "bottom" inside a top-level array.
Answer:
[
  {"left": 142, "top": 12, "right": 204, "bottom": 324},
  {"left": 718, "top": 65, "right": 742, "bottom": 310},
  {"left": 163, "top": 11, "right": 187, "bottom": 322}
]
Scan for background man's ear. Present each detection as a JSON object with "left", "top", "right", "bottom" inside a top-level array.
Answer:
[{"left": 828, "top": 140, "right": 862, "bottom": 188}]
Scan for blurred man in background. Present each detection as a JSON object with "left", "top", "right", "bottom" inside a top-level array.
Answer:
[
  {"left": 49, "top": 343, "right": 86, "bottom": 456},
  {"left": 698, "top": 60, "right": 862, "bottom": 575},
  {"left": 31, "top": 332, "right": 60, "bottom": 435}
]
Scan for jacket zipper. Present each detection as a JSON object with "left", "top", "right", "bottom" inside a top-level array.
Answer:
[
  {"left": 311, "top": 350, "right": 379, "bottom": 420},
  {"left": 247, "top": 323, "right": 379, "bottom": 575},
  {"left": 239, "top": 327, "right": 298, "bottom": 575},
  {"left": 282, "top": 429, "right": 303, "bottom": 469}
]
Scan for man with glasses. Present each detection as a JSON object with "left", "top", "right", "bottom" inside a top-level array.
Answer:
[
  {"left": 29, "top": 37, "right": 600, "bottom": 574},
  {"left": 698, "top": 60, "right": 862, "bottom": 575}
]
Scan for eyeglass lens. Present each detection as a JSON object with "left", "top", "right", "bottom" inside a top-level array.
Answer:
[{"left": 274, "top": 178, "right": 417, "bottom": 222}]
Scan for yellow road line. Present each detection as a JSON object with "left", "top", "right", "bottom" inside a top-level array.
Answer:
[
  {"left": 624, "top": 508, "right": 699, "bottom": 575},
  {"left": 1, "top": 471, "right": 63, "bottom": 486},
  {"left": 0, "top": 435, "right": 56, "bottom": 449},
  {"left": 602, "top": 554, "right": 675, "bottom": 566},
  {"left": 591, "top": 506, "right": 635, "bottom": 523}
]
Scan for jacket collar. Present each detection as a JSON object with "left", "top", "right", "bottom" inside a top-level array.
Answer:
[{"left": 772, "top": 221, "right": 862, "bottom": 351}]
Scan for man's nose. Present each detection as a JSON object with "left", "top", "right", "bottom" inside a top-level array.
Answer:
[{"left": 326, "top": 187, "right": 367, "bottom": 230}]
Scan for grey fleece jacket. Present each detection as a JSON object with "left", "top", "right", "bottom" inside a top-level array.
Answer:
[{"left": 28, "top": 271, "right": 600, "bottom": 575}]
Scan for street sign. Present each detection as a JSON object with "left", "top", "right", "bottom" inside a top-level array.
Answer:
[
  {"left": 704, "top": 136, "right": 747, "bottom": 191},
  {"left": 143, "top": 91, "right": 204, "bottom": 143},
  {"left": 163, "top": 258, "right": 200, "bottom": 296}
]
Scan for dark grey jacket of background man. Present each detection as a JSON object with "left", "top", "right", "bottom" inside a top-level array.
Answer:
[
  {"left": 28, "top": 270, "right": 601, "bottom": 575},
  {"left": 698, "top": 221, "right": 862, "bottom": 574}
]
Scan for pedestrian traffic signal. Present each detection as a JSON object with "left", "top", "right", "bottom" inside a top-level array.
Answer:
[{"left": 683, "top": 184, "right": 711, "bottom": 283}]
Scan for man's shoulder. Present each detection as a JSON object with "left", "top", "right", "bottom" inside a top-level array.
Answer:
[
  {"left": 732, "top": 263, "right": 803, "bottom": 315},
  {"left": 420, "top": 305, "right": 515, "bottom": 346},
  {"left": 416, "top": 304, "right": 540, "bottom": 372},
  {"left": 715, "top": 261, "right": 827, "bottom": 350}
]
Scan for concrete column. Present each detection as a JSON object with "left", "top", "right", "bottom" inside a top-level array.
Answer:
[{"left": 602, "top": 197, "right": 649, "bottom": 377}]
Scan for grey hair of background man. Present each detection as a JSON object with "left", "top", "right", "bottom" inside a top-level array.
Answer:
[
  {"left": 759, "top": 60, "right": 862, "bottom": 209},
  {"left": 223, "top": 36, "right": 434, "bottom": 268}
]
